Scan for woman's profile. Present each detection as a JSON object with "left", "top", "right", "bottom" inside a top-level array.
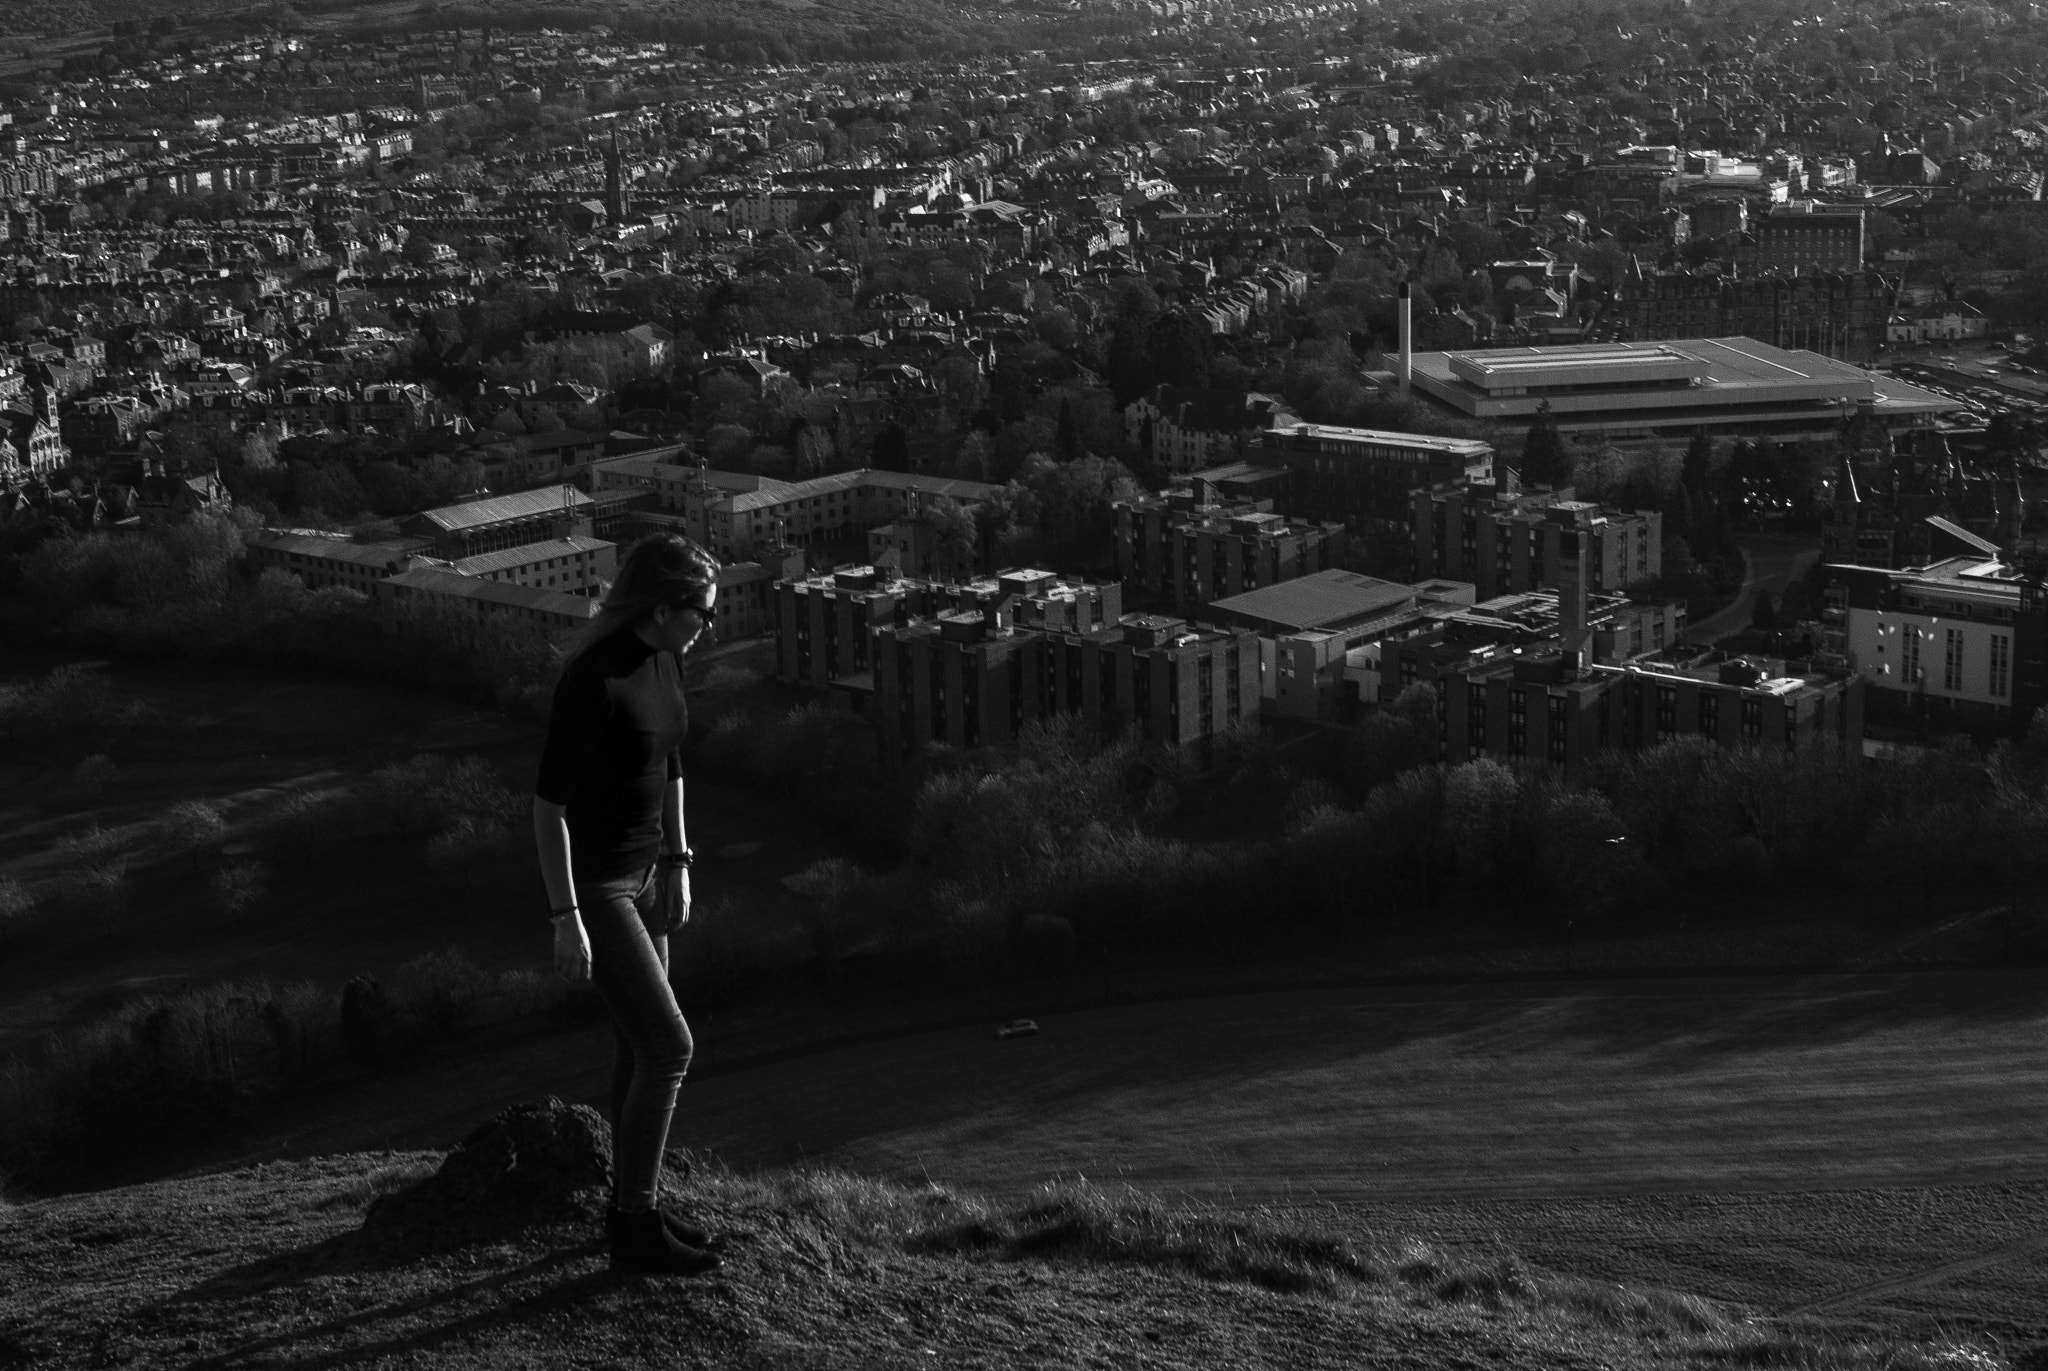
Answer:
[{"left": 532, "top": 532, "right": 725, "bottom": 1275}]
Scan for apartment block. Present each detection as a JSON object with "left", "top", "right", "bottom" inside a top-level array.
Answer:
[
  {"left": 777, "top": 564, "right": 1120, "bottom": 688},
  {"left": 874, "top": 608, "right": 1256, "bottom": 761},
  {"left": 1828, "top": 554, "right": 2048, "bottom": 733},
  {"left": 1255, "top": 422, "right": 1495, "bottom": 530},
  {"left": 1114, "top": 491, "right": 1346, "bottom": 616},
  {"left": 1413, "top": 479, "right": 1661, "bottom": 597}
]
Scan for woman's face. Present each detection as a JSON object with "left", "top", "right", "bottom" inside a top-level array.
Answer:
[{"left": 650, "top": 583, "right": 718, "bottom": 655}]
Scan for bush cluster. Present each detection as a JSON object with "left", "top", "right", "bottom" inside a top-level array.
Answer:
[{"left": 0, "top": 950, "right": 589, "bottom": 1192}]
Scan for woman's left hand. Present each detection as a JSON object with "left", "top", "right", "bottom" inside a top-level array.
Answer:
[{"left": 660, "top": 864, "right": 692, "bottom": 934}]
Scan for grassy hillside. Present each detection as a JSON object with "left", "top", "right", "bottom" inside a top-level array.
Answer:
[{"left": 0, "top": 1121, "right": 2008, "bottom": 1371}]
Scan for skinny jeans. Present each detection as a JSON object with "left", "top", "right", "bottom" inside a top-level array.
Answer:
[{"left": 576, "top": 864, "right": 694, "bottom": 1211}]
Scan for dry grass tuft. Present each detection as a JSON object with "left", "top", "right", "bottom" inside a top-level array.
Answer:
[{"left": 317, "top": 1156, "right": 443, "bottom": 1210}]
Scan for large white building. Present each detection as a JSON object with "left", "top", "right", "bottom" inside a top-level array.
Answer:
[
  {"left": 1404, "top": 337, "right": 1958, "bottom": 446},
  {"left": 1828, "top": 555, "right": 2039, "bottom": 732}
]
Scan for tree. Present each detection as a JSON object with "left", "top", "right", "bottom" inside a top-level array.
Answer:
[
  {"left": 915, "top": 497, "right": 978, "bottom": 579},
  {"left": 1015, "top": 452, "right": 1141, "bottom": 566},
  {"left": 1055, "top": 399, "right": 1080, "bottom": 461},
  {"left": 1519, "top": 401, "right": 1569, "bottom": 487},
  {"left": 1751, "top": 590, "right": 1778, "bottom": 632},
  {"left": 871, "top": 422, "right": 910, "bottom": 472}
]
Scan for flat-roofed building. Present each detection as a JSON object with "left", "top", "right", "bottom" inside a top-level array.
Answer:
[
  {"left": 1378, "top": 587, "right": 1688, "bottom": 703},
  {"left": 777, "top": 564, "right": 1119, "bottom": 688},
  {"left": 1254, "top": 423, "right": 1495, "bottom": 530},
  {"left": 1114, "top": 489, "right": 1346, "bottom": 615},
  {"left": 1827, "top": 554, "right": 2048, "bottom": 734},
  {"left": 873, "top": 607, "right": 1256, "bottom": 762},
  {"left": 1405, "top": 337, "right": 1959, "bottom": 447},
  {"left": 1432, "top": 646, "right": 1862, "bottom": 773},
  {"left": 1413, "top": 479, "right": 1661, "bottom": 597},
  {"left": 1201, "top": 569, "right": 1475, "bottom": 722}
]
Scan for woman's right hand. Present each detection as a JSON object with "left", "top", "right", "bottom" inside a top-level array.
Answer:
[{"left": 552, "top": 911, "right": 592, "bottom": 984}]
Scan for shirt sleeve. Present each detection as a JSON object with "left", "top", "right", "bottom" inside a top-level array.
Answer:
[{"left": 535, "top": 665, "right": 602, "bottom": 805}]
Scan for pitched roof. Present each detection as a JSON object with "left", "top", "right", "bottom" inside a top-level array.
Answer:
[
  {"left": 383, "top": 566, "right": 602, "bottom": 617},
  {"left": 453, "top": 534, "right": 611, "bottom": 576},
  {"left": 413, "top": 485, "right": 593, "bottom": 534}
]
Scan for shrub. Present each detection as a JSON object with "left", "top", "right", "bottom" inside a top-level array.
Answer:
[
  {"left": 0, "top": 955, "right": 582, "bottom": 1191},
  {"left": 70, "top": 753, "right": 118, "bottom": 795},
  {"left": 156, "top": 799, "right": 228, "bottom": 855},
  {"left": 0, "top": 665, "right": 149, "bottom": 756},
  {"left": 52, "top": 856, "right": 128, "bottom": 924},
  {"left": 0, "top": 877, "right": 38, "bottom": 946},
  {"left": 386, "top": 948, "right": 494, "bottom": 1034},
  {"left": 210, "top": 860, "right": 268, "bottom": 915}
]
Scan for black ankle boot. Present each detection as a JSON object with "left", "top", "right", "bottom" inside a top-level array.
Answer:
[
  {"left": 660, "top": 1205, "right": 723, "bottom": 1251},
  {"left": 606, "top": 1207, "right": 721, "bottom": 1275}
]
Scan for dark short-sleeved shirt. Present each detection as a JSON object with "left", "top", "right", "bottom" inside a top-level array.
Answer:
[{"left": 534, "top": 630, "right": 689, "bottom": 882}]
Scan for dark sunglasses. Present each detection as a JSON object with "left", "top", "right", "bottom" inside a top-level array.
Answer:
[{"left": 672, "top": 598, "right": 717, "bottom": 623}]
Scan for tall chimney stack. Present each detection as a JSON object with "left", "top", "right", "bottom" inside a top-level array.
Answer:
[
  {"left": 1558, "top": 528, "right": 1591, "bottom": 676},
  {"left": 1397, "top": 281, "right": 1412, "bottom": 398}
]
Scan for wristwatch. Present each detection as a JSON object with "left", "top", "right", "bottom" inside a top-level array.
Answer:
[{"left": 658, "top": 848, "right": 695, "bottom": 869}]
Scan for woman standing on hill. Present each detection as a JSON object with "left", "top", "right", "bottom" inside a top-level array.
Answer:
[{"left": 532, "top": 533, "right": 725, "bottom": 1276}]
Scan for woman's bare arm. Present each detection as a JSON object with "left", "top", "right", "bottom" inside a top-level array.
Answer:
[{"left": 533, "top": 797, "right": 576, "bottom": 911}]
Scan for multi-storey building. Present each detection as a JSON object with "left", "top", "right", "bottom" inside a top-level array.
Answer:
[
  {"left": 1827, "top": 554, "right": 2047, "bottom": 734},
  {"left": 1404, "top": 551, "right": 1853, "bottom": 772},
  {"left": 610, "top": 464, "right": 1005, "bottom": 563},
  {"left": 1254, "top": 422, "right": 1494, "bottom": 531},
  {"left": 1412, "top": 479, "right": 1661, "bottom": 598},
  {"left": 777, "top": 565, "right": 1120, "bottom": 689},
  {"left": 247, "top": 529, "right": 435, "bottom": 594},
  {"left": 1609, "top": 273, "right": 1894, "bottom": 363},
  {"left": 1748, "top": 203, "right": 1866, "bottom": 275},
  {"left": 399, "top": 485, "right": 595, "bottom": 559},
  {"left": 873, "top": 606, "right": 1257, "bottom": 763},
  {"left": 375, "top": 567, "right": 601, "bottom": 639},
  {"left": 1114, "top": 490, "right": 1346, "bottom": 615},
  {"left": 426, "top": 534, "right": 615, "bottom": 597}
]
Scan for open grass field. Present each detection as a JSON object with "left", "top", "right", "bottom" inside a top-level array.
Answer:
[{"left": 648, "top": 971, "right": 2048, "bottom": 1337}]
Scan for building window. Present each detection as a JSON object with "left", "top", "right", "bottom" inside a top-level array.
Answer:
[
  {"left": 1991, "top": 633, "right": 2011, "bottom": 699},
  {"left": 1944, "top": 627, "right": 1963, "bottom": 692},
  {"left": 1507, "top": 685, "right": 1527, "bottom": 755},
  {"left": 1467, "top": 681, "right": 1488, "bottom": 754},
  {"left": 1547, "top": 694, "right": 1569, "bottom": 764},
  {"left": 1741, "top": 697, "right": 1762, "bottom": 742},
  {"left": 1655, "top": 686, "right": 1676, "bottom": 742},
  {"left": 1903, "top": 626, "right": 1921, "bottom": 683},
  {"left": 1698, "top": 692, "right": 1719, "bottom": 737}
]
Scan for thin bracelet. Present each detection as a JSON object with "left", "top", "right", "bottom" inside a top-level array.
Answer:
[{"left": 551, "top": 903, "right": 579, "bottom": 916}]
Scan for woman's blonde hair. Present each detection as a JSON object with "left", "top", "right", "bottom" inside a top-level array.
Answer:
[{"left": 562, "top": 533, "right": 720, "bottom": 667}]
